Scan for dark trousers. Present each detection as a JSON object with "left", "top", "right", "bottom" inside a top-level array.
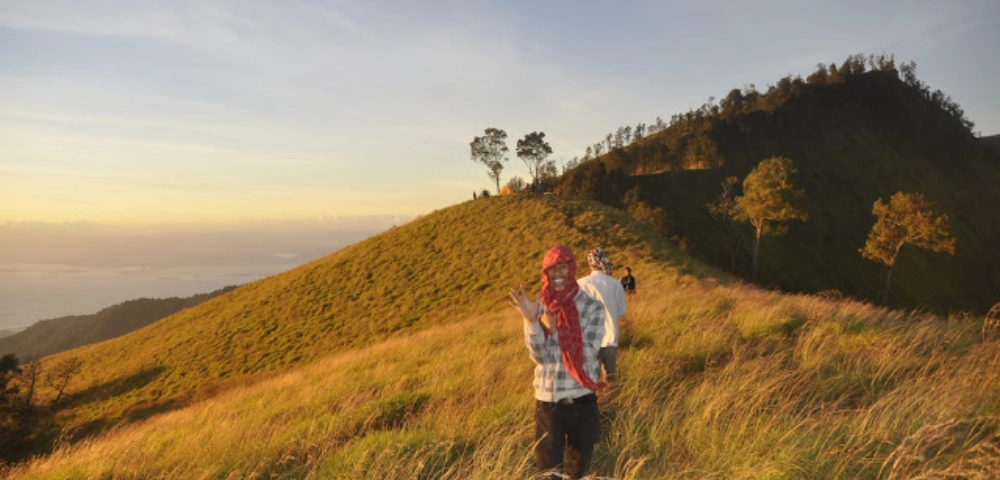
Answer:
[
  {"left": 534, "top": 395, "right": 601, "bottom": 479},
  {"left": 598, "top": 346, "right": 618, "bottom": 380}
]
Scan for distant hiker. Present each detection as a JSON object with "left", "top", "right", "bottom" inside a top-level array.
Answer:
[
  {"left": 473, "top": 191, "right": 478, "bottom": 200},
  {"left": 620, "top": 267, "right": 636, "bottom": 295},
  {"left": 509, "top": 245, "right": 606, "bottom": 479},
  {"left": 577, "top": 248, "right": 626, "bottom": 383}
]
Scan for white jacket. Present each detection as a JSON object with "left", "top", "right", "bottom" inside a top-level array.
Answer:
[{"left": 577, "top": 270, "right": 626, "bottom": 347}]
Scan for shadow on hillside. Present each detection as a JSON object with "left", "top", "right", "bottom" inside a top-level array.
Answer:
[
  {"left": 72, "top": 366, "right": 167, "bottom": 405},
  {"left": 550, "top": 196, "right": 730, "bottom": 284},
  {"left": 65, "top": 366, "right": 169, "bottom": 436},
  {"left": 2, "top": 366, "right": 170, "bottom": 466}
]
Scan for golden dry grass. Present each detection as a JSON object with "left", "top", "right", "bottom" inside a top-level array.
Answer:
[
  {"left": 24, "top": 195, "right": 688, "bottom": 446},
  {"left": 7, "top": 266, "right": 999, "bottom": 478}
]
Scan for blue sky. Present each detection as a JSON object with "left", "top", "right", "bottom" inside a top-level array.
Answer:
[{"left": 2, "top": 0, "right": 998, "bottom": 224}]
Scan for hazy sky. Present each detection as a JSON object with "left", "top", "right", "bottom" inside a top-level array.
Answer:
[
  {"left": 0, "top": 216, "right": 404, "bottom": 329},
  {"left": 2, "top": 0, "right": 998, "bottom": 224}
]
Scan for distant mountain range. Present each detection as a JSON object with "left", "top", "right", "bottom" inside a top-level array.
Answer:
[
  {"left": 0, "top": 286, "right": 236, "bottom": 359},
  {"left": 982, "top": 133, "right": 1000, "bottom": 155}
]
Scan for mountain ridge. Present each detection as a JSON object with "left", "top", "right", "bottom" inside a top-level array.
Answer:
[
  {"left": 983, "top": 133, "right": 1000, "bottom": 155},
  {"left": 0, "top": 287, "right": 237, "bottom": 359}
]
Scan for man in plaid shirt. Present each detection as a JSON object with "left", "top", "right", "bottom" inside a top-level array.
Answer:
[{"left": 509, "top": 245, "right": 607, "bottom": 479}]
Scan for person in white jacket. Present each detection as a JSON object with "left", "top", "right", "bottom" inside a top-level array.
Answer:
[{"left": 576, "top": 248, "right": 626, "bottom": 382}]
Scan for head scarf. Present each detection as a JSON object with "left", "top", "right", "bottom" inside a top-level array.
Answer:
[
  {"left": 587, "top": 248, "right": 613, "bottom": 276},
  {"left": 540, "top": 245, "right": 606, "bottom": 392}
]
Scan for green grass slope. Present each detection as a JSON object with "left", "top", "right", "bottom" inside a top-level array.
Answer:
[
  {"left": 0, "top": 286, "right": 236, "bottom": 359},
  {"left": 18, "top": 195, "right": 704, "bottom": 460},
  {"left": 589, "top": 71, "right": 1000, "bottom": 313},
  {"left": 8, "top": 224, "right": 1000, "bottom": 478}
]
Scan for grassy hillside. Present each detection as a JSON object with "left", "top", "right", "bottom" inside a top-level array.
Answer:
[
  {"left": 6, "top": 200, "right": 999, "bottom": 477},
  {"left": 573, "top": 69, "right": 1000, "bottom": 313},
  {"left": 0, "top": 286, "right": 236, "bottom": 359},
  {"left": 11, "top": 195, "right": 700, "bottom": 461}
]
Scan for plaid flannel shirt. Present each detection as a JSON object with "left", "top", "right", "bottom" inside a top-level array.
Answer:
[{"left": 523, "top": 290, "right": 606, "bottom": 402}]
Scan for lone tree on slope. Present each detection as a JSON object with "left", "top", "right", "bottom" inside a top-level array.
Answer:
[
  {"left": 516, "top": 131, "right": 553, "bottom": 188},
  {"left": 470, "top": 127, "right": 509, "bottom": 195},
  {"left": 45, "top": 356, "right": 83, "bottom": 408},
  {"left": 860, "top": 191, "right": 955, "bottom": 304},
  {"left": 733, "top": 156, "right": 808, "bottom": 279}
]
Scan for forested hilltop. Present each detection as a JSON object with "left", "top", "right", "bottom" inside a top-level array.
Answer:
[
  {"left": 0, "top": 286, "right": 236, "bottom": 359},
  {"left": 556, "top": 54, "right": 1000, "bottom": 313}
]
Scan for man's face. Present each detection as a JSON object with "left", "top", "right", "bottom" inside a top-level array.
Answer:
[{"left": 547, "top": 263, "right": 570, "bottom": 291}]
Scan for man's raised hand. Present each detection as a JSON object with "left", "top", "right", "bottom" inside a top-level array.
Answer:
[{"left": 508, "top": 284, "right": 540, "bottom": 322}]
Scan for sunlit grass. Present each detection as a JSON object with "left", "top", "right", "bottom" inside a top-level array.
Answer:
[
  {"left": 9, "top": 268, "right": 1000, "bottom": 478},
  {"left": 30, "top": 195, "right": 687, "bottom": 446}
]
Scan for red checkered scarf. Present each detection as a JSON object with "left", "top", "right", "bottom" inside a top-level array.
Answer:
[{"left": 540, "top": 245, "right": 607, "bottom": 392}]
